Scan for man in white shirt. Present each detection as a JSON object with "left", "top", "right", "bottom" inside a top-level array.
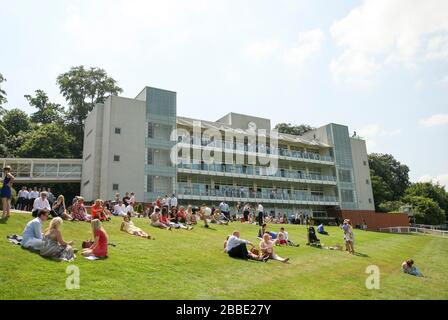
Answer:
[
  {"left": 113, "top": 200, "right": 126, "bottom": 217},
  {"left": 29, "top": 187, "right": 39, "bottom": 212},
  {"left": 124, "top": 203, "right": 135, "bottom": 217},
  {"left": 32, "top": 192, "right": 51, "bottom": 217},
  {"left": 169, "top": 194, "right": 178, "bottom": 208},
  {"left": 22, "top": 210, "right": 49, "bottom": 251},
  {"left": 257, "top": 203, "right": 264, "bottom": 226},
  {"left": 17, "top": 187, "right": 28, "bottom": 211},
  {"left": 225, "top": 231, "right": 266, "bottom": 261},
  {"left": 199, "top": 204, "right": 213, "bottom": 228},
  {"left": 162, "top": 195, "right": 170, "bottom": 208}
]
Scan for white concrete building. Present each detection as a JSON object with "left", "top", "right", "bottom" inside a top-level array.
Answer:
[{"left": 81, "top": 86, "right": 375, "bottom": 219}]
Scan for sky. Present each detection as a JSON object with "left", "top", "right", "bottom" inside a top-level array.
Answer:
[{"left": 0, "top": 0, "right": 447, "bottom": 187}]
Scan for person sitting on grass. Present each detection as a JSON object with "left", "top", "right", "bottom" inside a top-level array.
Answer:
[
  {"left": 91, "top": 199, "right": 111, "bottom": 222},
  {"left": 167, "top": 207, "right": 193, "bottom": 230},
  {"left": 51, "top": 195, "right": 73, "bottom": 220},
  {"left": 210, "top": 209, "right": 229, "bottom": 225},
  {"left": 342, "top": 219, "right": 355, "bottom": 254},
  {"left": 22, "top": 210, "right": 49, "bottom": 252},
  {"left": 149, "top": 207, "right": 171, "bottom": 230},
  {"left": 40, "top": 217, "right": 76, "bottom": 261},
  {"left": 306, "top": 220, "right": 321, "bottom": 247},
  {"left": 260, "top": 233, "right": 289, "bottom": 263},
  {"left": 277, "top": 227, "right": 299, "bottom": 247},
  {"left": 317, "top": 223, "right": 329, "bottom": 235},
  {"left": 199, "top": 204, "right": 213, "bottom": 228},
  {"left": 275, "top": 227, "right": 288, "bottom": 246},
  {"left": 71, "top": 197, "right": 92, "bottom": 222},
  {"left": 113, "top": 200, "right": 127, "bottom": 217},
  {"left": 32, "top": 191, "right": 51, "bottom": 218},
  {"left": 257, "top": 223, "right": 277, "bottom": 240},
  {"left": 402, "top": 259, "right": 423, "bottom": 277},
  {"left": 186, "top": 205, "right": 197, "bottom": 225},
  {"left": 177, "top": 206, "right": 187, "bottom": 223},
  {"left": 121, "top": 215, "right": 154, "bottom": 239},
  {"left": 82, "top": 219, "right": 108, "bottom": 258},
  {"left": 225, "top": 231, "right": 267, "bottom": 262}
]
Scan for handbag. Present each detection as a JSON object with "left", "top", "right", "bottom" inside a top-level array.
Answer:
[{"left": 82, "top": 240, "right": 94, "bottom": 248}]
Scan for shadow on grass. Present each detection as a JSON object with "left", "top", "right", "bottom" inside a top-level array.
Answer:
[
  {"left": 353, "top": 252, "right": 369, "bottom": 258},
  {"left": 0, "top": 217, "right": 10, "bottom": 224}
]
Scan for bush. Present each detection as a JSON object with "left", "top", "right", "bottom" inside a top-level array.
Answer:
[
  {"left": 134, "top": 203, "right": 144, "bottom": 214},
  {"left": 0, "top": 182, "right": 17, "bottom": 209}
]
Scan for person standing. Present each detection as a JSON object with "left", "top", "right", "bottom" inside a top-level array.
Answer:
[
  {"left": 47, "top": 188, "right": 56, "bottom": 206},
  {"left": 129, "top": 192, "right": 136, "bottom": 206},
  {"left": 25, "top": 187, "right": 33, "bottom": 211},
  {"left": 1, "top": 166, "right": 15, "bottom": 219},
  {"left": 257, "top": 203, "right": 264, "bottom": 226},
  {"left": 242, "top": 203, "right": 251, "bottom": 223},
  {"left": 122, "top": 192, "right": 130, "bottom": 206},
  {"left": 170, "top": 194, "right": 178, "bottom": 209},
  {"left": 17, "top": 186, "right": 28, "bottom": 211},
  {"left": 22, "top": 210, "right": 49, "bottom": 251},
  {"left": 219, "top": 200, "right": 230, "bottom": 221},
  {"left": 29, "top": 187, "right": 39, "bottom": 212}
]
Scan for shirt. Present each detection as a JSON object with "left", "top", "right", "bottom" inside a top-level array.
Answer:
[
  {"left": 170, "top": 197, "right": 178, "bottom": 208},
  {"left": 113, "top": 204, "right": 126, "bottom": 215},
  {"left": 22, "top": 217, "right": 43, "bottom": 245},
  {"left": 257, "top": 204, "right": 264, "bottom": 213},
  {"left": 219, "top": 202, "right": 230, "bottom": 213},
  {"left": 33, "top": 197, "right": 51, "bottom": 211},
  {"left": 29, "top": 191, "right": 39, "bottom": 199},
  {"left": 226, "top": 235, "right": 249, "bottom": 251},
  {"left": 18, "top": 190, "right": 28, "bottom": 198},
  {"left": 125, "top": 205, "right": 134, "bottom": 214},
  {"left": 317, "top": 224, "right": 324, "bottom": 233}
]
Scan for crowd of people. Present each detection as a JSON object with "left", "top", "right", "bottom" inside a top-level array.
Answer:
[{"left": 1, "top": 165, "right": 424, "bottom": 275}]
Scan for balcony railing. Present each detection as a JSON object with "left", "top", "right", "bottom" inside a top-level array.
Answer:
[
  {"left": 177, "top": 184, "right": 339, "bottom": 203},
  {"left": 177, "top": 137, "right": 334, "bottom": 163},
  {"left": 177, "top": 162, "right": 337, "bottom": 183}
]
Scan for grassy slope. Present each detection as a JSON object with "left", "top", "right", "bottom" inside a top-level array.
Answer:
[{"left": 0, "top": 212, "right": 447, "bottom": 300}]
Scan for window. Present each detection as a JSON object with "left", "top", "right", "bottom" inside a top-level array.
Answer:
[
  {"left": 341, "top": 189, "right": 354, "bottom": 202},
  {"left": 113, "top": 155, "right": 120, "bottom": 162},
  {"left": 148, "top": 123, "right": 154, "bottom": 138},
  {"left": 115, "top": 128, "right": 121, "bottom": 134},
  {"left": 113, "top": 184, "right": 119, "bottom": 191},
  {"left": 146, "top": 176, "right": 154, "bottom": 192},
  {"left": 338, "top": 169, "right": 352, "bottom": 182},
  {"left": 147, "top": 149, "right": 154, "bottom": 165}
]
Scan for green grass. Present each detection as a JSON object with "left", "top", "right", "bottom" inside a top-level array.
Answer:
[{"left": 1, "top": 212, "right": 447, "bottom": 300}]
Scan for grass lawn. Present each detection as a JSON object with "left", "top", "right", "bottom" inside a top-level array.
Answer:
[{"left": 0, "top": 212, "right": 447, "bottom": 300}]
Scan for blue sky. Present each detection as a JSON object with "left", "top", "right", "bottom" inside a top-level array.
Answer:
[{"left": 0, "top": 0, "right": 447, "bottom": 187}]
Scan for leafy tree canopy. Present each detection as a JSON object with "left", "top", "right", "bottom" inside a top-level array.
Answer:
[
  {"left": 25, "top": 89, "right": 65, "bottom": 125},
  {"left": 402, "top": 195, "right": 446, "bottom": 225},
  {"left": 274, "top": 123, "right": 313, "bottom": 136},
  {"left": 404, "top": 182, "right": 448, "bottom": 214},
  {"left": 1, "top": 108, "right": 32, "bottom": 136}
]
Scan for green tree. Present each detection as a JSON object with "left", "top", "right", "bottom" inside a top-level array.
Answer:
[
  {"left": 17, "top": 123, "right": 75, "bottom": 158},
  {"left": 378, "top": 200, "right": 405, "bottom": 213},
  {"left": 0, "top": 73, "right": 7, "bottom": 114},
  {"left": 274, "top": 123, "right": 313, "bottom": 136},
  {"left": 25, "top": 89, "right": 65, "bottom": 124},
  {"left": 1, "top": 108, "right": 32, "bottom": 136},
  {"left": 369, "top": 153, "right": 410, "bottom": 208},
  {"left": 403, "top": 195, "right": 446, "bottom": 225},
  {"left": 404, "top": 182, "right": 448, "bottom": 214},
  {"left": 57, "top": 66, "right": 123, "bottom": 157}
]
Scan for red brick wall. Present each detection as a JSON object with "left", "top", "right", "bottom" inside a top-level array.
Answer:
[{"left": 340, "top": 210, "right": 410, "bottom": 231}]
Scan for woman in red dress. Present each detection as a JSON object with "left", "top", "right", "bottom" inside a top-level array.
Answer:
[
  {"left": 91, "top": 199, "right": 110, "bottom": 221},
  {"left": 82, "top": 219, "right": 108, "bottom": 258}
]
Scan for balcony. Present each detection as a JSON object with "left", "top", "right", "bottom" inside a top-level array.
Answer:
[
  {"left": 177, "top": 138, "right": 334, "bottom": 164},
  {"left": 177, "top": 162, "right": 337, "bottom": 185},
  {"left": 176, "top": 184, "right": 339, "bottom": 205}
]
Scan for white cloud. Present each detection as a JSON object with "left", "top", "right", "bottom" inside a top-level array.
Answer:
[
  {"left": 418, "top": 174, "right": 448, "bottom": 188},
  {"left": 330, "top": 0, "right": 448, "bottom": 84},
  {"left": 243, "top": 39, "right": 280, "bottom": 62},
  {"left": 419, "top": 114, "right": 448, "bottom": 127},
  {"left": 357, "top": 124, "right": 401, "bottom": 151},
  {"left": 283, "top": 28, "right": 324, "bottom": 66}
]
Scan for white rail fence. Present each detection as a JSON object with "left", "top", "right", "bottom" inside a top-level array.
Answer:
[{"left": 379, "top": 226, "right": 448, "bottom": 237}]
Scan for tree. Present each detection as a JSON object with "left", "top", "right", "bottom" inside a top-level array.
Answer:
[
  {"left": 378, "top": 200, "right": 405, "bottom": 213},
  {"left": 274, "top": 123, "right": 313, "bottom": 136},
  {"left": 0, "top": 73, "right": 7, "bottom": 111},
  {"left": 25, "top": 89, "right": 65, "bottom": 125},
  {"left": 404, "top": 182, "right": 448, "bottom": 214},
  {"left": 403, "top": 195, "right": 446, "bottom": 225},
  {"left": 369, "top": 153, "right": 410, "bottom": 207},
  {"left": 17, "top": 123, "right": 75, "bottom": 158},
  {"left": 57, "top": 66, "right": 123, "bottom": 157},
  {"left": 1, "top": 108, "right": 32, "bottom": 136}
]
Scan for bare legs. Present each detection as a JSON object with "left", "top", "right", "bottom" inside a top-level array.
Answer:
[{"left": 1, "top": 198, "right": 10, "bottom": 219}]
